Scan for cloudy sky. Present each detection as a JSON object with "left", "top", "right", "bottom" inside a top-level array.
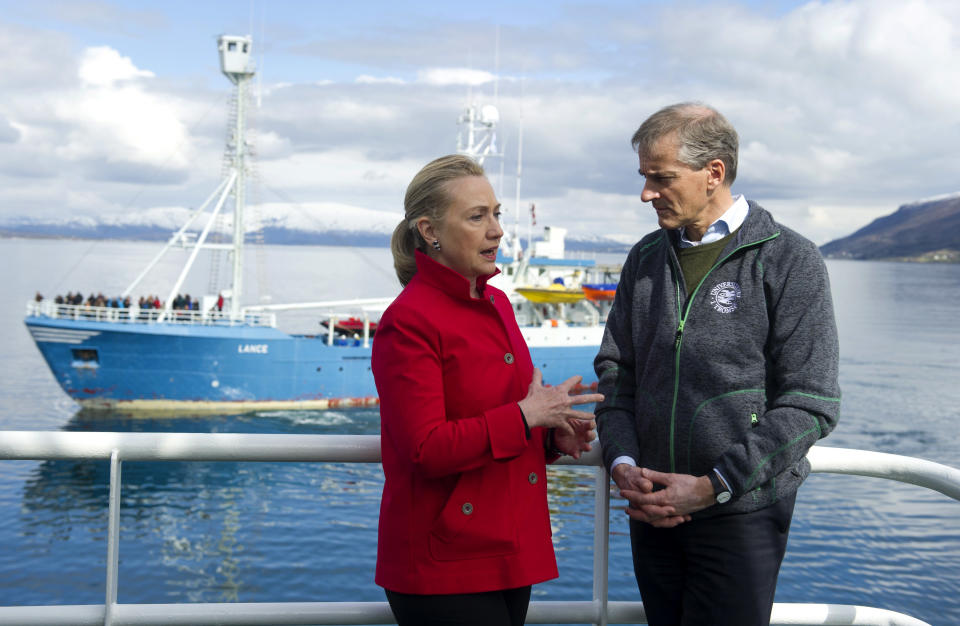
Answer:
[{"left": 1, "top": 0, "right": 958, "bottom": 245}]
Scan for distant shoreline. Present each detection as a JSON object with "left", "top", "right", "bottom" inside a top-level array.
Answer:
[
  {"left": 8, "top": 230, "right": 956, "bottom": 262},
  {"left": 0, "top": 229, "right": 392, "bottom": 249},
  {"left": 0, "top": 230, "right": 634, "bottom": 254},
  {"left": 822, "top": 249, "right": 960, "bottom": 264}
]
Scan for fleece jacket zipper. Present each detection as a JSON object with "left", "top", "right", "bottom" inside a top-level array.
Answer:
[{"left": 667, "top": 231, "right": 780, "bottom": 473}]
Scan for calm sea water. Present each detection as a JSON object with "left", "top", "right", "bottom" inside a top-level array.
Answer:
[{"left": 2, "top": 238, "right": 959, "bottom": 624}]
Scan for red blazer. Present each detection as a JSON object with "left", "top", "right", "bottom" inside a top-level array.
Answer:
[{"left": 372, "top": 251, "right": 557, "bottom": 594}]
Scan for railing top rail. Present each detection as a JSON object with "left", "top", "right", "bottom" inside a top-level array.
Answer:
[
  {"left": 25, "top": 301, "right": 276, "bottom": 328},
  {"left": 0, "top": 431, "right": 384, "bottom": 463},
  {"left": 242, "top": 297, "right": 395, "bottom": 313},
  {"left": 806, "top": 446, "right": 960, "bottom": 501},
  {"left": 0, "top": 600, "right": 933, "bottom": 626},
  {"left": 1, "top": 433, "right": 958, "bottom": 502}
]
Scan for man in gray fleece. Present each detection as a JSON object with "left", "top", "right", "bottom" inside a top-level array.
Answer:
[{"left": 594, "top": 102, "right": 840, "bottom": 626}]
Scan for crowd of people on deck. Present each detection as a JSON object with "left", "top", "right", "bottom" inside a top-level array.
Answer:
[
  {"left": 35, "top": 292, "right": 218, "bottom": 312},
  {"left": 44, "top": 292, "right": 134, "bottom": 308}
]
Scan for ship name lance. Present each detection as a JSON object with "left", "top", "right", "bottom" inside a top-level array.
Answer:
[{"left": 238, "top": 344, "right": 269, "bottom": 354}]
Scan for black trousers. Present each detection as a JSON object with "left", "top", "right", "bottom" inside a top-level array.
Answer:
[
  {"left": 630, "top": 492, "right": 796, "bottom": 626},
  {"left": 385, "top": 586, "right": 532, "bottom": 626}
]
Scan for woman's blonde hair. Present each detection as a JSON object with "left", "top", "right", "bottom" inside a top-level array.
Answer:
[{"left": 391, "top": 154, "right": 486, "bottom": 286}]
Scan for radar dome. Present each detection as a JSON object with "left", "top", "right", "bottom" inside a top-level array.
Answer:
[{"left": 480, "top": 105, "right": 500, "bottom": 124}]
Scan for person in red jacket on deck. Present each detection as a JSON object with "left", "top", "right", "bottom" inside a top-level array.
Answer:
[{"left": 372, "top": 154, "right": 602, "bottom": 626}]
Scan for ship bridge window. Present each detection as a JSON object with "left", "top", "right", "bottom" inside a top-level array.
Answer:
[
  {"left": 71, "top": 348, "right": 99, "bottom": 368},
  {"left": 228, "top": 42, "right": 237, "bottom": 51}
]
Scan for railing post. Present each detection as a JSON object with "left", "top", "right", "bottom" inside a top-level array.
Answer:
[
  {"left": 592, "top": 465, "right": 609, "bottom": 626},
  {"left": 104, "top": 450, "right": 122, "bottom": 626}
]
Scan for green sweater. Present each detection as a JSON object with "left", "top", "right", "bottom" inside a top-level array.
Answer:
[{"left": 676, "top": 231, "right": 736, "bottom": 298}]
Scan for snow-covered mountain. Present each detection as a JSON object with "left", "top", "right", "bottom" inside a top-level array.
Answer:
[
  {"left": 0, "top": 202, "right": 398, "bottom": 246},
  {"left": 0, "top": 203, "right": 632, "bottom": 252}
]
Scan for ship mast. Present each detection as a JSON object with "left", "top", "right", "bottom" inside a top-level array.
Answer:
[
  {"left": 456, "top": 102, "right": 501, "bottom": 166},
  {"left": 456, "top": 100, "right": 522, "bottom": 260},
  {"left": 218, "top": 35, "right": 255, "bottom": 319},
  {"left": 128, "top": 36, "right": 255, "bottom": 324}
]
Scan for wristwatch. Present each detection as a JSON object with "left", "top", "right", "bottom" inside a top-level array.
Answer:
[{"left": 708, "top": 469, "right": 732, "bottom": 504}]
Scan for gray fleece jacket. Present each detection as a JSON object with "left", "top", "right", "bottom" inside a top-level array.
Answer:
[{"left": 594, "top": 202, "right": 840, "bottom": 518}]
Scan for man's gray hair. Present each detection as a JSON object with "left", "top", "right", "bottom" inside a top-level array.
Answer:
[{"left": 631, "top": 102, "right": 739, "bottom": 186}]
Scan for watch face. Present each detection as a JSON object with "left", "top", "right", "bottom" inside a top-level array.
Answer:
[{"left": 716, "top": 491, "right": 731, "bottom": 504}]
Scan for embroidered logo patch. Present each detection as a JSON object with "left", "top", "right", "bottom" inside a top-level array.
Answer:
[{"left": 709, "top": 281, "right": 741, "bottom": 314}]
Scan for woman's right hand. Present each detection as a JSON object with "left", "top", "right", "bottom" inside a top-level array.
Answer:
[{"left": 517, "top": 369, "right": 603, "bottom": 436}]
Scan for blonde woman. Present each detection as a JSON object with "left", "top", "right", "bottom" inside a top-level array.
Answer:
[{"left": 373, "top": 155, "right": 600, "bottom": 625}]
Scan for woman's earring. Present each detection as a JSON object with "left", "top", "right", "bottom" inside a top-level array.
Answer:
[{"left": 431, "top": 239, "right": 441, "bottom": 250}]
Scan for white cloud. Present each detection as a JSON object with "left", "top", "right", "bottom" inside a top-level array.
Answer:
[
  {"left": 0, "top": 117, "right": 21, "bottom": 143},
  {"left": 355, "top": 75, "right": 405, "bottom": 85},
  {"left": 418, "top": 68, "right": 497, "bottom": 86},
  {"left": 626, "top": 0, "right": 960, "bottom": 241},
  {"left": 251, "top": 130, "right": 292, "bottom": 159},
  {"left": 255, "top": 148, "right": 422, "bottom": 213},
  {"left": 53, "top": 47, "right": 191, "bottom": 170},
  {"left": 78, "top": 46, "right": 155, "bottom": 87},
  {"left": 775, "top": 0, "right": 960, "bottom": 112},
  {"left": 786, "top": 202, "right": 897, "bottom": 245},
  {"left": 318, "top": 97, "right": 402, "bottom": 124},
  {"left": 518, "top": 186, "right": 656, "bottom": 244},
  {"left": 2, "top": 0, "right": 959, "bottom": 248}
]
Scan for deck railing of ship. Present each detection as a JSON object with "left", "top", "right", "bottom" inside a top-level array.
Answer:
[
  {"left": 1, "top": 431, "right": 957, "bottom": 626},
  {"left": 26, "top": 301, "right": 278, "bottom": 328}
]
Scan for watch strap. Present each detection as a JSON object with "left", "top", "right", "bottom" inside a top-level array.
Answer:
[
  {"left": 707, "top": 469, "right": 725, "bottom": 494},
  {"left": 708, "top": 469, "right": 732, "bottom": 504}
]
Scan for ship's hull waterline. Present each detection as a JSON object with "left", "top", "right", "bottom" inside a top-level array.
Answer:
[{"left": 25, "top": 314, "right": 602, "bottom": 413}]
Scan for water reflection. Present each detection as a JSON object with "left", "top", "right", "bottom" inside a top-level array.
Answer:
[
  {"left": 781, "top": 471, "right": 960, "bottom": 619},
  {"left": 14, "top": 408, "right": 385, "bottom": 604}
]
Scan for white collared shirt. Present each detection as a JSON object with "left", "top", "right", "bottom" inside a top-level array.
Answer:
[{"left": 678, "top": 194, "right": 749, "bottom": 248}]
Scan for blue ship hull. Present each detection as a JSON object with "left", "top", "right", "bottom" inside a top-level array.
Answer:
[{"left": 24, "top": 315, "right": 600, "bottom": 412}]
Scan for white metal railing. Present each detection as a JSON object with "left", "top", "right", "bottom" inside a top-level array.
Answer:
[
  {"left": 1, "top": 433, "right": 957, "bottom": 626},
  {"left": 244, "top": 297, "right": 396, "bottom": 348},
  {"left": 25, "top": 301, "right": 277, "bottom": 328}
]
